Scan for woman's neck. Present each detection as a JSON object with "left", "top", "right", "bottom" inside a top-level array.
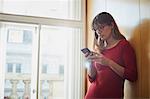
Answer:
[
  {"left": 107, "top": 36, "right": 116, "bottom": 45},
  {"left": 105, "top": 37, "right": 119, "bottom": 49}
]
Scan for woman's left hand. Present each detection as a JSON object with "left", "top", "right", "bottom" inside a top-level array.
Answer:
[{"left": 87, "top": 53, "right": 111, "bottom": 66}]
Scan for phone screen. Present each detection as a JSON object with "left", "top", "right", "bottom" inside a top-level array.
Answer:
[{"left": 81, "top": 48, "right": 91, "bottom": 54}]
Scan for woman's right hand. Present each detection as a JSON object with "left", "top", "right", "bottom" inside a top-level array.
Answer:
[
  {"left": 85, "top": 51, "right": 98, "bottom": 58},
  {"left": 85, "top": 52, "right": 97, "bottom": 79}
]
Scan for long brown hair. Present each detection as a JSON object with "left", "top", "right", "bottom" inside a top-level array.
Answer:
[{"left": 92, "top": 12, "right": 125, "bottom": 52}]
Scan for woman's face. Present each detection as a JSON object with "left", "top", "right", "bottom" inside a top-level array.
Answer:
[{"left": 95, "top": 24, "right": 113, "bottom": 41}]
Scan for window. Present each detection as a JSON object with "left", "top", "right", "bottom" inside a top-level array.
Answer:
[
  {"left": 42, "top": 64, "right": 48, "bottom": 74},
  {"left": 7, "top": 63, "right": 13, "bottom": 73},
  {"left": 16, "top": 64, "right": 21, "bottom": 73},
  {"left": 7, "top": 29, "right": 24, "bottom": 43},
  {"left": 59, "top": 65, "right": 64, "bottom": 75},
  {"left": 6, "top": 63, "right": 22, "bottom": 73},
  {"left": 0, "top": 0, "right": 85, "bottom": 99},
  {"left": 7, "top": 28, "right": 32, "bottom": 44},
  {"left": 23, "top": 30, "right": 32, "bottom": 44}
]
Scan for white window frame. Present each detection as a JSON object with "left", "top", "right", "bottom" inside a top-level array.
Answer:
[
  {"left": 0, "top": 23, "right": 7, "bottom": 99},
  {"left": 0, "top": 0, "right": 86, "bottom": 99}
]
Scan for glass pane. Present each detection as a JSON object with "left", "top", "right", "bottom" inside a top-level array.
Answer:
[
  {"left": 16, "top": 64, "right": 21, "bottom": 73},
  {"left": 40, "top": 25, "right": 81, "bottom": 99},
  {"left": 3, "top": 23, "right": 36, "bottom": 99},
  {"left": 1, "top": 0, "right": 81, "bottom": 20}
]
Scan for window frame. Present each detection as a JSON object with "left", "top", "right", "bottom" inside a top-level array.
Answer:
[{"left": 0, "top": 0, "right": 86, "bottom": 99}]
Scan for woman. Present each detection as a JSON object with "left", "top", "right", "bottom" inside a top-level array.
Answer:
[{"left": 84, "top": 12, "right": 137, "bottom": 99}]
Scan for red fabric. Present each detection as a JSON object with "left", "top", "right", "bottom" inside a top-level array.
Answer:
[{"left": 85, "top": 39, "right": 137, "bottom": 99}]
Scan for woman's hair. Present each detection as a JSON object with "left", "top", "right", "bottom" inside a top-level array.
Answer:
[{"left": 92, "top": 12, "right": 125, "bottom": 51}]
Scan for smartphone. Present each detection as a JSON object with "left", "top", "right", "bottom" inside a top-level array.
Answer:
[
  {"left": 95, "top": 32, "right": 98, "bottom": 40},
  {"left": 81, "top": 48, "right": 91, "bottom": 54}
]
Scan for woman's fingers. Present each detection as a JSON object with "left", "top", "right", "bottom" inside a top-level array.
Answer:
[
  {"left": 85, "top": 51, "right": 95, "bottom": 58},
  {"left": 87, "top": 54, "right": 109, "bottom": 66},
  {"left": 85, "top": 53, "right": 90, "bottom": 57}
]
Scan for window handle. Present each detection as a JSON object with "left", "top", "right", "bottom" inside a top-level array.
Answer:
[{"left": 32, "top": 89, "right": 36, "bottom": 94}]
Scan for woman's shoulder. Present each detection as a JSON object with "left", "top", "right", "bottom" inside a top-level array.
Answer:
[
  {"left": 119, "top": 39, "right": 135, "bottom": 51},
  {"left": 119, "top": 39, "right": 130, "bottom": 46}
]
